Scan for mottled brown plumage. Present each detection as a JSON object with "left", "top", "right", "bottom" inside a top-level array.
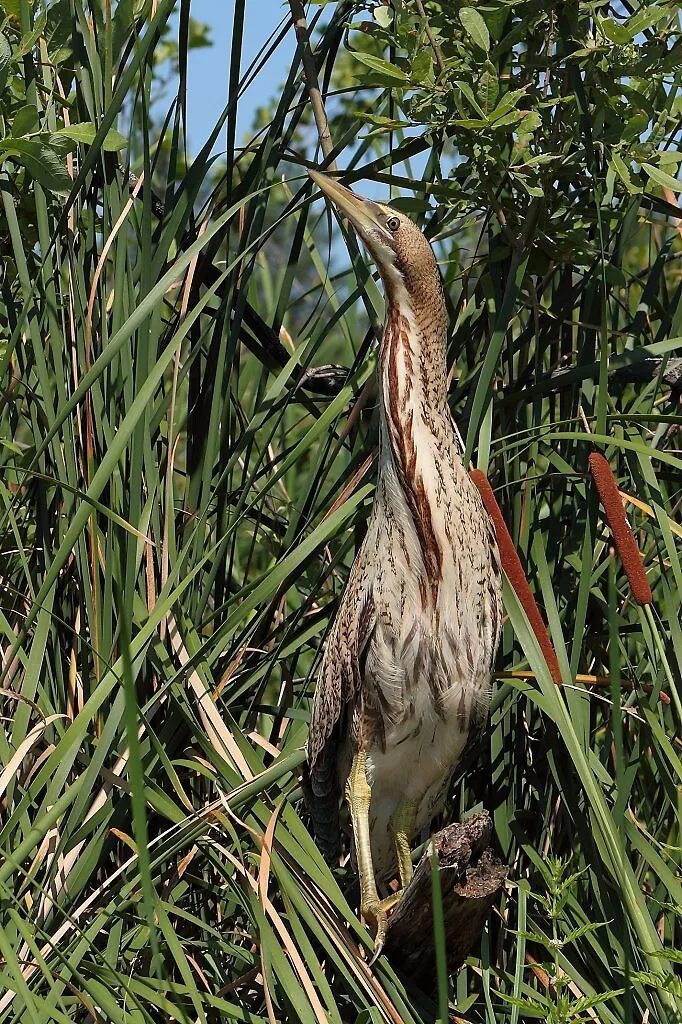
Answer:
[{"left": 307, "top": 171, "right": 501, "bottom": 956}]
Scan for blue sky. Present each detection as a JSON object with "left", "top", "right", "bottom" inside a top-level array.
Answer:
[
  {"left": 181, "top": 2, "right": 413, "bottom": 202},
  {"left": 186, "top": 0, "right": 296, "bottom": 154}
]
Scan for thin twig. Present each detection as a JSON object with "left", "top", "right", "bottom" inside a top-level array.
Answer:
[
  {"left": 288, "top": 0, "right": 337, "bottom": 170},
  {"left": 414, "top": 0, "right": 446, "bottom": 74}
]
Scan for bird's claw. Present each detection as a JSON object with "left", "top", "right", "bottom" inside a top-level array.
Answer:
[{"left": 362, "top": 903, "right": 387, "bottom": 965}]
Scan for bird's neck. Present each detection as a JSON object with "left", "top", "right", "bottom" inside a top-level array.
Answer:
[
  {"left": 377, "top": 282, "right": 464, "bottom": 600},
  {"left": 378, "top": 282, "right": 450, "bottom": 445}
]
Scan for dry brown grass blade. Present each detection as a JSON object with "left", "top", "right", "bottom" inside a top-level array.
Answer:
[
  {"left": 0, "top": 715, "right": 64, "bottom": 801},
  {"left": 293, "top": 877, "right": 405, "bottom": 1024},
  {"left": 497, "top": 670, "right": 670, "bottom": 705},
  {"left": 619, "top": 489, "right": 682, "bottom": 541},
  {"left": 216, "top": 831, "right": 330, "bottom": 1024},
  {"left": 167, "top": 613, "right": 254, "bottom": 781},
  {"left": 322, "top": 450, "right": 376, "bottom": 523}
]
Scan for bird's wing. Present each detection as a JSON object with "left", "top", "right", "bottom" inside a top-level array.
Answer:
[
  {"left": 308, "top": 562, "right": 375, "bottom": 769},
  {"left": 306, "top": 561, "right": 375, "bottom": 858}
]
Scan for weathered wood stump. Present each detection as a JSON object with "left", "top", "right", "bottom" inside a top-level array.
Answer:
[{"left": 383, "top": 811, "right": 507, "bottom": 985}]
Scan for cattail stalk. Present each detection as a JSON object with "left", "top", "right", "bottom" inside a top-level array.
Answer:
[
  {"left": 471, "top": 470, "right": 562, "bottom": 685},
  {"left": 587, "top": 452, "right": 652, "bottom": 606}
]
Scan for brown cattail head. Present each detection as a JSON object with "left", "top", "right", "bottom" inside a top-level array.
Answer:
[
  {"left": 587, "top": 452, "right": 652, "bottom": 606},
  {"left": 471, "top": 469, "right": 562, "bottom": 685}
]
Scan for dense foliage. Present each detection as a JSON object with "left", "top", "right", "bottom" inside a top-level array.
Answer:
[{"left": 0, "top": 0, "right": 680, "bottom": 1021}]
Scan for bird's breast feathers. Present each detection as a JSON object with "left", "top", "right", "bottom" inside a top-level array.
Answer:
[{"left": 354, "top": 439, "right": 501, "bottom": 756}]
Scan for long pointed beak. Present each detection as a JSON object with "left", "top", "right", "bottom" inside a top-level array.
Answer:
[{"left": 308, "top": 169, "right": 382, "bottom": 235}]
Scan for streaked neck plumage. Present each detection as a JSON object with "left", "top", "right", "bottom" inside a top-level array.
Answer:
[
  {"left": 376, "top": 261, "right": 463, "bottom": 602},
  {"left": 379, "top": 268, "right": 449, "bottom": 427}
]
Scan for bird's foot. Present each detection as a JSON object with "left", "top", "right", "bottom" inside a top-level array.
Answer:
[
  {"left": 379, "top": 890, "right": 404, "bottom": 913},
  {"left": 363, "top": 891, "right": 409, "bottom": 962},
  {"left": 362, "top": 900, "right": 388, "bottom": 964}
]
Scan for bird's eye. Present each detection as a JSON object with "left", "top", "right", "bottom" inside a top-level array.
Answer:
[{"left": 386, "top": 216, "right": 400, "bottom": 232}]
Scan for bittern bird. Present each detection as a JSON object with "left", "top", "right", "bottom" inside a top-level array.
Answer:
[{"left": 306, "top": 170, "right": 502, "bottom": 957}]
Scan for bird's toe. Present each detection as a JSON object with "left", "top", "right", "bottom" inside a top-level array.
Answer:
[
  {"left": 379, "top": 889, "right": 403, "bottom": 913},
  {"left": 360, "top": 899, "right": 388, "bottom": 962}
]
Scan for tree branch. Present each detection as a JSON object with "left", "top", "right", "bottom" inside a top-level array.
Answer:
[
  {"left": 383, "top": 812, "right": 507, "bottom": 984},
  {"left": 502, "top": 356, "right": 682, "bottom": 401},
  {"left": 414, "top": 0, "right": 446, "bottom": 75}
]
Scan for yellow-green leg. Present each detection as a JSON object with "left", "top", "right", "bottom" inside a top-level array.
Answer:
[
  {"left": 375, "top": 800, "right": 418, "bottom": 915},
  {"left": 390, "top": 798, "right": 417, "bottom": 890},
  {"left": 360, "top": 794, "right": 419, "bottom": 925},
  {"left": 346, "top": 751, "right": 386, "bottom": 959}
]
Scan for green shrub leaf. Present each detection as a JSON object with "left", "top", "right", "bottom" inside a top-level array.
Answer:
[
  {"left": 460, "top": 7, "right": 490, "bottom": 52},
  {"left": 0, "top": 137, "right": 71, "bottom": 192},
  {"left": 351, "top": 51, "right": 409, "bottom": 81},
  {"left": 643, "top": 162, "right": 682, "bottom": 193},
  {"left": 55, "top": 122, "right": 128, "bottom": 151}
]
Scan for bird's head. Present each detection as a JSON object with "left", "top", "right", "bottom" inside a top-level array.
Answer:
[{"left": 309, "top": 169, "right": 440, "bottom": 305}]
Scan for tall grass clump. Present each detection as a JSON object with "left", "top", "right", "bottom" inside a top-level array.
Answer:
[{"left": 0, "top": 1, "right": 680, "bottom": 1021}]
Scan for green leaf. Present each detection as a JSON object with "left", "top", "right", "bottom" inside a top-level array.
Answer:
[
  {"left": 647, "top": 949, "right": 682, "bottom": 965},
  {"left": 626, "top": 5, "right": 667, "bottom": 36},
  {"left": 630, "top": 972, "right": 682, "bottom": 999},
  {"left": 411, "top": 49, "right": 433, "bottom": 84},
  {"left": 12, "top": 104, "right": 38, "bottom": 137},
  {"left": 518, "top": 110, "right": 541, "bottom": 132},
  {"left": 0, "top": 138, "right": 71, "bottom": 193},
  {"left": 643, "top": 162, "right": 682, "bottom": 193},
  {"left": 0, "top": 31, "right": 12, "bottom": 89},
  {"left": 571, "top": 991, "right": 627, "bottom": 1013},
  {"left": 15, "top": 10, "right": 46, "bottom": 58},
  {"left": 598, "top": 16, "right": 630, "bottom": 45},
  {"left": 0, "top": 0, "right": 38, "bottom": 23},
  {"left": 497, "top": 993, "right": 548, "bottom": 1017},
  {"left": 449, "top": 116, "right": 489, "bottom": 129},
  {"left": 515, "top": 175, "right": 544, "bottom": 197},
  {"left": 478, "top": 67, "right": 499, "bottom": 114},
  {"left": 373, "top": 5, "right": 392, "bottom": 29},
  {"left": 0, "top": 438, "right": 23, "bottom": 453},
  {"left": 356, "top": 1011, "right": 383, "bottom": 1024},
  {"left": 610, "top": 152, "right": 639, "bottom": 194},
  {"left": 460, "top": 7, "right": 490, "bottom": 52},
  {"left": 355, "top": 112, "right": 407, "bottom": 130},
  {"left": 561, "top": 920, "right": 611, "bottom": 944},
  {"left": 490, "top": 108, "right": 528, "bottom": 129},
  {"left": 658, "top": 151, "right": 682, "bottom": 166},
  {"left": 55, "top": 122, "right": 128, "bottom": 152},
  {"left": 623, "top": 111, "right": 650, "bottom": 141},
  {"left": 351, "top": 51, "right": 409, "bottom": 81},
  {"left": 489, "top": 87, "right": 528, "bottom": 122},
  {"left": 458, "top": 80, "right": 485, "bottom": 117}
]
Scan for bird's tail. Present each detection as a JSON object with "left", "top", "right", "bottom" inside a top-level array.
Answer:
[{"left": 302, "top": 744, "right": 340, "bottom": 862}]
